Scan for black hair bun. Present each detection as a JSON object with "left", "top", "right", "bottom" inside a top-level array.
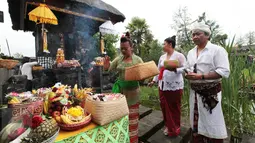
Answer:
[
  {"left": 171, "top": 35, "right": 176, "bottom": 41},
  {"left": 125, "top": 32, "right": 131, "bottom": 39}
]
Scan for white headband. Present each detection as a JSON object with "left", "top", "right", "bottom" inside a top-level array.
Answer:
[{"left": 192, "top": 22, "right": 211, "bottom": 35}]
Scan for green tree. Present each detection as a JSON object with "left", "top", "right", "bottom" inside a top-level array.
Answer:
[
  {"left": 146, "top": 40, "right": 163, "bottom": 64},
  {"left": 245, "top": 31, "right": 255, "bottom": 46},
  {"left": 212, "top": 34, "right": 228, "bottom": 47},
  {"left": 103, "top": 34, "right": 119, "bottom": 59},
  {"left": 13, "top": 53, "right": 23, "bottom": 59},
  {"left": 236, "top": 36, "right": 245, "bottom": 48},
  {"left": 92, "top": 33, "right": 119, "bottom": 60},
  {"left": 172, "top": 9, "right": 228, "bottom": 53},
  {"left": 172, "top": 7, "right": 194, "bottom": 55},
  {"left": 198, "top": 12, "right": 228, "bottom": 47},
  {"left": 126, "top": 17, "right": 153, "bottom": 57}
]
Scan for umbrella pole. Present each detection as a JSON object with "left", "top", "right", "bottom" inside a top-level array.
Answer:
[{"left": 42, "top": 23, "right": 44, "bottom": 53}]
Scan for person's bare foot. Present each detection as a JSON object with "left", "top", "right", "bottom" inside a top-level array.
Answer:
[{"left": 163, "top": 127, "right": 168, "bottom": 136}]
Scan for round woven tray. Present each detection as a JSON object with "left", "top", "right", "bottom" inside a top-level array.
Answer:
[
  {"left": 0, "top": 59, "right": 19, "bottom": 69},
  {"left": 58, "top": 116, "right": 92, "bottom": 131}
]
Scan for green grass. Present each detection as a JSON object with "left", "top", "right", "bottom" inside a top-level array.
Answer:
[
  {"left": 139, "top": 86, "right": 160, "bottom": 110},
  {"left": 139, "top": 83, "right": 190, "bottom": 117}
]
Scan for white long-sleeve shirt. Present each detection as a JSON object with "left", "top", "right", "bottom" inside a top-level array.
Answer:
[
  {"left": 21, "top": 62, "right": 38, "bottom": 80},
  {"left": 186, "top": 41, "right": 230, "bottom": 139},
  {"left": 153, "top": 51, "right": 186, "bottom": 91}
]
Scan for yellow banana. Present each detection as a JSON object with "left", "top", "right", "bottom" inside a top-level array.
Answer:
[
  {"left": 43, "top": 100, "right": 48, "bottom": 114},
  {"left": 77, "top": 114, "right": 91, "bottom": 123},
  {"left": 12, "top": 97, "right": 20, "bottom": 103},
  {"left": 61, "top": 115, "right": 73, "bottom": 125},
  {"left": 73, "top": 84, "right": 78, "bottom": 96},
  {"left": 43, "top": 94, "right": 49, "bottom": 114}
]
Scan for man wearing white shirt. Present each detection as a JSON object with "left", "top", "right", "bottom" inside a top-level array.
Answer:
[
  {"left": 185, "top": 23, "right": 230, "bottom": 143},
  {"left": 21, "top": 57, "right": 38, "bottom": 91}
]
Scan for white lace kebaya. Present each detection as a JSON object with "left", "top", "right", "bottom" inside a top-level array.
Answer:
[{"left": 153, "top": 51, "right": 186, "bottom": 91}]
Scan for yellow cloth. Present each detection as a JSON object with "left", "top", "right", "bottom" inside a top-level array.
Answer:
[
  {"left": 43, "top": 30, "right": 50, "bottom": 53},
  {"left": 55, "top": 122, "right": 97, "bottom": 141}
]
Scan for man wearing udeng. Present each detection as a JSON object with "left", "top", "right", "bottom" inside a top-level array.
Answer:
[{"left": 185, "top": 23, "right": 230, "bottom": 143}]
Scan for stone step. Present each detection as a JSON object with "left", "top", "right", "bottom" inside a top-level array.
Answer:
[
  {"left": 147, "top": 126, "right": 190, "bottom": 143},
  {"left": 147, "top": 115, "right": 191, "bottom": 143},
  {"left": 139, "top": 105, "right": 153, "bottom": 120},
  {"left": 139, "top": 110, "right": 164, "bottom": 141},
  {"left": 138, "top": 105, "right": 255, "bottom": 143}
]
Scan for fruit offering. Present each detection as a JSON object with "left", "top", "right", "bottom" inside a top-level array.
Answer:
[
  {"left": 35, "top": 88, "right": 52, "bottom": 97},
  {"left": 58, "top": 106, "right": 91, "bottom": 125},
  {"left": 73, "top": 84, "right": 93, "bottom": 100},
  {"left": 43, "top": 83, "right": 72, "bottom": 116},
  {"left": 6, "top": 92, "right": 34, "bottom": 104},
  {"left": 7, "top": 97, "right": 21, "bottom": 104},
  {"left": 94, "top": 57, "right": 104, "bottom": 66},
  {"left": 57, "top": 60, "right": 80, "bottom": 68},
  {"left": 56, "top": 48, "right": 65, "bottom": 64},
  {"left": 163, "top": 60, "right": 179, "bottom": 70}
]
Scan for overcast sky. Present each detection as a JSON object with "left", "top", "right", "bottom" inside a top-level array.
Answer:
[{"left": 0, "top": 0, "right": 254, "bottom": 57}]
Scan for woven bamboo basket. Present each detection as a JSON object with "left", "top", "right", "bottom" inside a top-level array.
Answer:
[
  {"left": 85, "top": 94, "right": 129, "bottom": 126},
  {"left": 125, "top": 61, "right": 159, "bottom": 81},
  {"left": 0, "top": 59, "right": 19, "bottom": 69},
  {"left": 58, "top": 114, "right": 92, "bottom": 131}
]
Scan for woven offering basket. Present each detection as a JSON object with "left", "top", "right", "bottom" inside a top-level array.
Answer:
[
  {"left": 125, "top": 61, "right": 159, "bottom": 81},
  {"left": 32, "top": 66, "right": 44, "bottom": 71},
  {"left": 8, "top": 97, "right": 44, "bottom": 121},
  {"left": 85, "top": 94, "right": 129, "bottom": 126},
  {"left": 58, "top": 115, "right": 92, "bottom": 131},
  {"left": 163, "top": 60, "right": 179, "bottom": 70},
  {"left": 0, "top": 59, "right": 19, "bottom": 69}
]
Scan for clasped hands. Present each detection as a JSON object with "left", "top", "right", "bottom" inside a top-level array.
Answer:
[{"left": 185, "top": 72, "right": 203, "bottom": 80}]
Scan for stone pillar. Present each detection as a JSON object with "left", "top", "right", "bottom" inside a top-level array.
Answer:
[{"left": 0, "top": 68, "right": 15, "bottom": 104}]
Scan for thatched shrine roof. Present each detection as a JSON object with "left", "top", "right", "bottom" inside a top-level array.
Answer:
[{"left": 7, "top": 0, "right": 125, "bottom": 34}]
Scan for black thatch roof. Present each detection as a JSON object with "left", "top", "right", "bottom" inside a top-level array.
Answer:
[
  {"left": 74, "top": 0, "right": 124, "bottom": 18},
  {"left": 7, "top": 0, "right": 125, "bottom": 34}
]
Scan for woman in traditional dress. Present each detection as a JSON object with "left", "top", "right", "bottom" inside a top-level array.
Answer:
[
  {"left": 148, "top": 36, "right": 186, "bottom": 136},
  {"left": 104, "top": 33, "right": 143, "bottom": 143}
]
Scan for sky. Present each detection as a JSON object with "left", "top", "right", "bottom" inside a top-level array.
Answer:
[{"left": 0, "top": 0, "right": 254, "bottom": 57}]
